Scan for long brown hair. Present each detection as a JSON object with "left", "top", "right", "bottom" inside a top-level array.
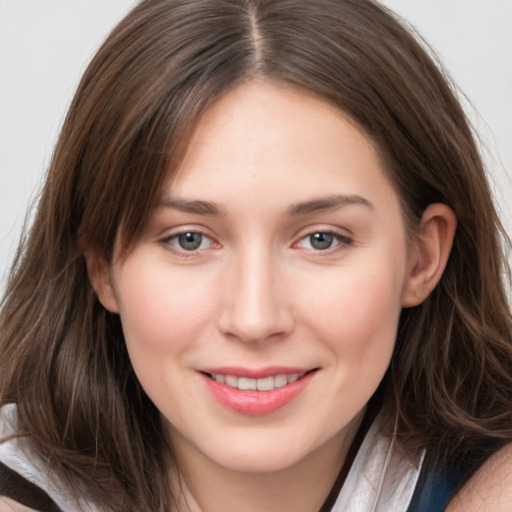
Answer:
[{"left": 1, "top": 0, "right": 511, "bottom": 510}]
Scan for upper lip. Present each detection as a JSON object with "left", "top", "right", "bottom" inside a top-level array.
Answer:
[{"left": 197, "top": 366, "right": 316, "bottom": 379}]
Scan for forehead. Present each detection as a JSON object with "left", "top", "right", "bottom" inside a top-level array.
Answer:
[{"left": 165, "top": 80, "right": 400, "bottom": 217}]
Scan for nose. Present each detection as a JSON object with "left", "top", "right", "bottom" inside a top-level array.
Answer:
[{"left": 218, "top": 249, "right": 294, "bottom": 344}]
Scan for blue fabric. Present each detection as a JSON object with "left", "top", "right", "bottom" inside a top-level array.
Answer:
[{"left": 406, "top": 458, "right": 462, "bottom": 512}]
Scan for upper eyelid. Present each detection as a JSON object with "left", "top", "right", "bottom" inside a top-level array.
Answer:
[
  {"left": 158, "top": 231, "right": 219, "bottom": 257},
  {"left": 293, "top": 224, "right": 354, "bottom": 240},
  {"left": 296, "top": 231, "right": 352, "bottom": 244},
  {"left": 159, "top": 227, "right": 217, "bottom": 246},
  {"left": 158, "top": 224, "right": 215, "bottom": 239},
  {"left": 156, "top": 224, "right": 353, "bottom": 245},
  {"left": 290, "top": 231, "right": 353, "bottom": 256}
]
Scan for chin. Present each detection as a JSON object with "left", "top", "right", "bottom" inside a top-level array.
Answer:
[
  {"left": 199, "top": 428, "right": 337, "bottom": 475},
  {"left": 211, "top": 447, "right": 308, "bottom": 474}
]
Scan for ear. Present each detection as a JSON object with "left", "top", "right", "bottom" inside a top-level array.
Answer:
[
  {"left": 84, "top": 250, "right": 120, "bottom": 313},
  {"left": 402, "top": 203, "right": 457, "bottom": 307}
]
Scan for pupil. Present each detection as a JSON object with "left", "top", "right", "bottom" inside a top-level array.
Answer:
[
  {"left": 310, "top": 233, "right": 333, "bottom": 250},
  {"left": 178, "top": 232, "right": 202, "bottom": 250}
]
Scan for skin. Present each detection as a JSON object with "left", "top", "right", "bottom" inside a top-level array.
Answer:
[
  {"left": 447, "top": 442, "right": 512, "bottom": 511},
  {"left": 0, "top": 498, "right": 38, "bottom": 512},
  {"left": 88, "top": 80, "right": 456, "bottom": 511}
]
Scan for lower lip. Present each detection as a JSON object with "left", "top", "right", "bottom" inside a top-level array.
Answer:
[{"left": 201, "top": 372, "right": 315, "bottom": 415}]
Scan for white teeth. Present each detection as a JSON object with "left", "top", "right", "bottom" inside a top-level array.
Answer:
[
  {"left": 210, "top": 372, "right": 306, "bottom": 391},
  {"left": 274, "top": 375, "right": 288, "bottom": 388},
  {"left": 225, "top": 375, "right": 238, "bottom": 387},
  {"left": 238, "top": 377, "right": 257, "bottom": 390},
  {"left": 256, "top": 376, "right": 274, "bottom": 391}
]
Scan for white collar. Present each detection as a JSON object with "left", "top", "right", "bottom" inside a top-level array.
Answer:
[
  {"left": 0, "top": 403, "right": 95, "bottom": 512},
  {"left": 2, "top": 404, "right": 423, "bottom": 512},
  {"left": 332, "top": 415, "right": 425, "bottom": 511}
]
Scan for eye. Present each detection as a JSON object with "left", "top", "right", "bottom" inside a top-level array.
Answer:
[
  {"left": 296, "top": 231, "right": 352, "bottom": 251},
  {"left": 163, "top": 231, "right": 214, "bottom": 252},
  {"left": 307, "top": 232, "right": 336, "bottom": 250}
]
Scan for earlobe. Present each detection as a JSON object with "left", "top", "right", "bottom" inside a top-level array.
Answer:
[
  {"left": 84, "top": 250, "right": 120, "bottom": 313},
  {"left": 402, "top": 203, "right": 457, "bottom": 307}
]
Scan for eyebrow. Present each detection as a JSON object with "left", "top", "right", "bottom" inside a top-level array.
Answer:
[
  {"left": 156, "top": 197, "right": 225, "bottom": 216},
  {"left": 156, "top": 194, "right": 373, "bottom": 216},
  {"left": 287, "top": 195, "right": 374, "bottom": 215}
]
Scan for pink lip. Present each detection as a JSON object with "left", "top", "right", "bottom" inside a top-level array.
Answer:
[{"left": 199, "top": 368, "right": 317, "bottom": 416}]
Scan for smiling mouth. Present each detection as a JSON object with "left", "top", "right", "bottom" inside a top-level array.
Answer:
[{"left": 204, "top": 370, "right": 316, "bottom": 391}]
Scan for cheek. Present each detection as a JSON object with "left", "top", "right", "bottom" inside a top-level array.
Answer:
[
  {"left": 114, "top": 261, "right": 216, "bottom": 353},
  {"left": 296, "top": 258, "right": 405, "bottom": 355},
  {"left": 346, "top": 273, "right": 403, "bottom": 341}
]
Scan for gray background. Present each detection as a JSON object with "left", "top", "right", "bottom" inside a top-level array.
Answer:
[{"left": 1, "top": 0, "right": 511, "bottom": 292}]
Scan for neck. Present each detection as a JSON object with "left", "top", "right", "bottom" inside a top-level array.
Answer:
[{"left": 169, "top": 415, "right": 363, "bottom": 512}]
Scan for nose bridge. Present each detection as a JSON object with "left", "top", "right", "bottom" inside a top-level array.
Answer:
[{"left": 219, "top": 242, "right": 291, "bottom": 343}]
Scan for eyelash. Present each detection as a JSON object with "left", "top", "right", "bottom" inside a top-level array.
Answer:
[
  {"left": 160, "top": 230, "right": 217, "bottom": 256},
  {"left": 159, "top": 229, "right": 353, "bottom": 256},
  {"left": 294, "top": 231, "right": 353, "bottom": 253}
]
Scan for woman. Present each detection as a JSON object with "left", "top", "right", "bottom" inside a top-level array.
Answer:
[{"left": 1, "top": 0, "right": 511, "bottom": 510}]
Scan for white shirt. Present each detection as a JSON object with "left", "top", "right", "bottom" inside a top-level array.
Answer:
[{"left": 1, "top": 404, "right": 423, "bottom": 512}]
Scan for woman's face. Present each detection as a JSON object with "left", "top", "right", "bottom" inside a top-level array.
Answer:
[{"left": 100, "top": 81, "right": 416, "bottom": 474}]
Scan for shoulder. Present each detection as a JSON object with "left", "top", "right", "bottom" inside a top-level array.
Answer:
[
  {"left": 0, "top": 496, "right": 38, "bottom": 512},
  {"left": 446, "top": 442, "right": 512, "bottom": 511},
  {"left": 0, "top": 404, "right": 63, "bottom": 512}
]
